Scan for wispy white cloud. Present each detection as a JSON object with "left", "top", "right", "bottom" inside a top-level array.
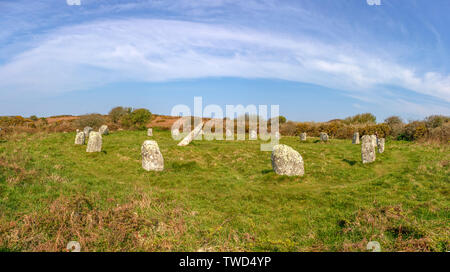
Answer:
[{"left": 1, "top": 18, "right": 449, "bottom": 106}]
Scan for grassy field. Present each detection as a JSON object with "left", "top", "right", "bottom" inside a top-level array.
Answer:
[{"left": 0, "top": 130, "right": 448, "bottom": 252}]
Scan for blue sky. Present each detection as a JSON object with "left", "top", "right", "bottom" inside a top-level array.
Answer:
[{"left": 0, "top": 0, "right": 449, "bottom": 122}]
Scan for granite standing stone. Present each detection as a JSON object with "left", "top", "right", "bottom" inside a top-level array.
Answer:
[
  {"left": 361, "top": 135, "right": 376, "bottom": 163},
  {"left": 352, "top": 132, "right": 360, "bottom": 144},
  {"left": 84, "top": 126, "right": 93, "bottom": 136},
  {"left": 377, "top": 138, "right": 385, "bottom": 153},
  {"left": 271, "top": 144, "right": 305, "bottom": 176},
  {"left": 86, "top": 131, "right": 102, "bottom": 152},
  {"left": 147, "top": 128, "right": 153, "bottom": 136},
  {"left": 99, "top": 125, "right": 109, "bottom": 135},
  {"left": 249, "top": 130, "right": 257, "bottom": 140},
  {"left": 320, "top": 132, "right": 329, "bottom": 142},
  {"left": 74, "top": 131, "right": 85, "bottom": 145},
  {"left": 141, "top": 140, "right": 164, "bottom": 171},
  {"left": 300, "top": 133, "right": 307, "bottom": 141}
]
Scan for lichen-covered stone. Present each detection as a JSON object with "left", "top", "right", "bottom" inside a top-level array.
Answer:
[
  {"left": 99, "top": 125, "right": 109, "bottom": 135},
  {"left": 141, "top": 140, "right": 164, "bottom": 171},
  {"left": 361, "top": 135, "right": 376, "bottom": 163},
  {"left": 377, "top": 138, "right": 385, "bottom": 153},
  {"left": 147, "top": 128, "right": 153, "bottom": 136},
  {"left": 74, "top": 131, "right": 85, "bottom": 145},
  {"left": 300, "top": 133, "right": 307, "bottom": 141},
  {"left": 271, "top": 144, "right": 304, "bottom": 176},
  {"left": 352, "top": 132, "right": 360, "bottom": 144},
  {"left": 178, "top": 122, "right": 204, "bottom": 146},
  {"left": 84, "top": 126, "right": 93, "bottom": 136},
  {"left": 320, "top": 132, "right": 329, "bottom": 142},
  {"left": 249, "top": 130, "right": 257, "bottom": 140},
  {"left": 86, "top": 132, "right": 102, "bottom": 152},
  {"left": 370, "top": 135, "right": 377, "bottom": 147}
]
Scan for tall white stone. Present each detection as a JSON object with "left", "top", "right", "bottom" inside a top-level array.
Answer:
[
  {"left": 377, "top": 138, "right": 385, "bottom": 153},
  {"left": 249, "top": 130, "right": 257, "bottom": 140},
  {"left": 74, "top": 131, "right": 85, "bottom": 145},
  {"left": 141, "top": 140, "right": 164, "bottom": 171},
  {"left": 320, "top": 132, "right": 329, "bottom": 142},
  {"left": 99, "top": 125, "right": 109, "bottom": 135},
  {"left": 86, "top": 132, "right": 102, "bottom": 152},
  {"left": 147, "top": 128, "right": 153, "bottom": 136},
  {"left": 361, "top": 135, "right": 376, "bottom": 163},
  {"left": 352, "top": 132, "right": 360, "bottom": 144}
]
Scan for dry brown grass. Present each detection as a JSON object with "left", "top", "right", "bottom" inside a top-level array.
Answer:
[{"left": 0, "top": 193, "right": 190, "bottom": 252}]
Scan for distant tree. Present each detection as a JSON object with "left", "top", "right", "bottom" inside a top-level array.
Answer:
[
  {"left": 344, "top": 113, "right": 376, "bottom": 124},
  {"left": 75, "top": 114, "right": 105, "bottom": 129},
  {"left": 29, "top": 115, "right": 38, "bottom": 121},
  {"left": 424, "top": 115, "right": 450, "bottom": 129},
  {"left": 109, "top": 106, "right": 131, "bottom": 123},
  {"left": 384, "top": 116, "right": 403, "bottom": 126},
  {"left": 278, "top": 115, "right": 287, "bottom": 125},
  {"left": 384, "top": 116, "right": 404, "bottom": 138},
  {"left": 121, "top": 108, "right": 152, "bottom": 130}
]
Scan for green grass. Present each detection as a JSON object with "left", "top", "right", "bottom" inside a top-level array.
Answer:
[{"left": 0, "top": 130, "right": 448, "bottom": 252}]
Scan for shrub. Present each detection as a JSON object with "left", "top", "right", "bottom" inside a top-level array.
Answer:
[
  {"left": 75, "top": 114, "right": 105, "bottom": 129},
  {"left": 121, "top": 108, "right": 152, "bottom": 130},
  {"left": 343, "top": 113, "right": 376, "bottom": 125},
  {"left": 424, "top": 115, "right": 450, "bottom": 129},
  {"left": 29, "top": 115, "right": 38, "bottom": 121},
  {"left": 280, "top": 121, "right": 298, "bottom": 136},
  {"left": 109, "top": 106, "right": 132, "bottom": 123},
  {"left": 399, "top": 121, "right": 428, "bottom": 141}
]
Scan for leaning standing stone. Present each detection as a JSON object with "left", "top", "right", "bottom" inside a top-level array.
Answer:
[
  {"left": 178, "top": 122, "right": 204, "bottom": 146},
  {"left": 86, "top": 132, "right": 102, "bottom": 152},
  {"left": 141, "top": 140, "right": 164, "bottom": 171},
  {"left": 320, "top": 132, "right": 329, "bottom": 142},
  {"left": 99, "top": 125, "right": 109, "bottom": 135},
  {"left": 352, "top": 132, "right": 360, "bottom": 144},
  {"left": 377, "top": 138, "right": 385, "bottom": 153},
  {"left": 361, "top": 135, "right": 376, "bottom": 163},
  {"left": 271, "top": 144, "right": 305, "bottom": 176},
  {"left": 300, "top": 133, "right": 307, "bottom": 141},
  {"left": 147, "top": 128, "right": 153, "bottom": 136},
  {"left": 74, "top": 132, "right": 85, "bottom": 145},
  {"left": 226, "top": 129, "right": 233, "bottom": 139},
  {"left": 249, "top": 130, "right": 257, "bottom": 140},
  {"left": 84, "top": 126, "right": 93, "bottom": 136}
]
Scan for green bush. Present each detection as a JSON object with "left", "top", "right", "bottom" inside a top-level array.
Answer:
[
  {"left": 75, "top": 114, "right": 105, "bottom": 129},
  {"left": 109, "top": 106, "right": 132, "bottom": 123},
  {"left": 121, "top": 108, "right": 152, "bottom": 130}
]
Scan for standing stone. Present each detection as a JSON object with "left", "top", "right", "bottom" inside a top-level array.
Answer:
[
  {"left": 370, "top": 135, "right": 377, "bottom": 148},
  {"left": 178, "top": 122, "right": 204, "bottom": 146},
  {"left": 226, "top": 129, "right": 233, "bottom": 138},
  {"left": 249, "top": 130, "right": 257, "bottom": 140},
  {"left": 74, "top": 131, "right": 85, "bottom": 145},
  {"left": 361, "top": 135, "right": 376, "bottom": 164},
  {"left": 271, "top": 144, "right": 305, "bottom": 176},
  {"left": 147, "top": 128, "right": 153, "bottom": 136},
  {"left": 76, "top": 129, "right": 80, "bottom": 133},
  {"left": 86, "top": 132, "right": 102, "bottom": 152},
  {"left": 377, "top": 138, "right": 385, "bottom": 153},
  {"left": 352, "top": 132, "right": 360, "bottom": 144},
  {"left": 99, "top": 125, "right": 109, "bottom": 135},
  {"left": 84, "top": 127, "right": 93, "bottom": 137},
  {"left": 320, "top": 132, "right": 329, "bottom": 142},
  {"left": 141, "top": 140, "right": 164, "bottom": 171},
  {"left": 300, "top": 133, "right": 307, "bottom": 141}
]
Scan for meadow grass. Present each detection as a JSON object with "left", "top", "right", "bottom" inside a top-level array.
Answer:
[{"left": 0, "top": 130, "right": 448, "bottom": 251}]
